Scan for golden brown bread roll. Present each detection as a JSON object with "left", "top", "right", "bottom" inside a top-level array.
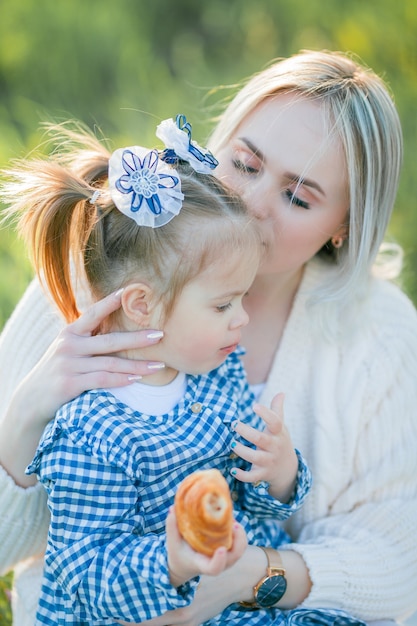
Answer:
[{"left": 174, "top": 468, "right": 234, "bottom": 556}]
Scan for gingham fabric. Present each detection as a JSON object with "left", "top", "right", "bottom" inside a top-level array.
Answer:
[{"left": 27, "top": 349, "right": 314, "bottom": 625}]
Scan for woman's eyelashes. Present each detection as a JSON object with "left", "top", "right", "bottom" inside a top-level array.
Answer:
[
  {"left": 284, "top": 188, "right": 310, "bottom": 209},
  {"left": 232, "top": 151, "right": 311, "bottom": 209},
  {"left": 231, "top": 157, "right": 260, "bottom": 175}
]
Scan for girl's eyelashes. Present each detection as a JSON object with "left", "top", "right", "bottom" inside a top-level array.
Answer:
[
  {"left": 216, "top": 302, "right": 232, "bottom": 313},
  {"left": 284, "top": 188, "right": 310, "bottom": 210}
]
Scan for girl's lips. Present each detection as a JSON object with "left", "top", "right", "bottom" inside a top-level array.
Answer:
[{"left": 220, "top": 343, "right": 238, "bottom": 355}]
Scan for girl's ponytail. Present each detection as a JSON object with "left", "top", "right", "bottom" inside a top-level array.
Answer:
[{"left": 0, "top": 124, "right": 110, "bottom": 322}]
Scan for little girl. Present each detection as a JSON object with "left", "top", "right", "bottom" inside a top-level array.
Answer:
[{"left": 1, "top": 116, "right": 312, "bottom": 625}]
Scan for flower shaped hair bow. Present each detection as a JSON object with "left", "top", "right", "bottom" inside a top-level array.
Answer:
[
  {"left": 156, "top": 114, "right": 218, "bottom": 174},
  {"left": 108, "top": 146, "right": 184, "bottom": 228}
]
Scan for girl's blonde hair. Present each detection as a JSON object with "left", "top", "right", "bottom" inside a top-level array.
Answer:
[
  {"left": 208, "top": 50, "right": 403, "bottom": 307},
  {"left": 1, "top": 123, "right": 260, "bottom": 324}
]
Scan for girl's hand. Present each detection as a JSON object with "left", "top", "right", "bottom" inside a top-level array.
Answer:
[
  {"left": 230, "top": 393, "right": 299, "bottom": 502},
  {"left": 0, "top": 290, "right": 164, "bottom": 486},
  {"left": 165, "top": 506, "right": 247, "bottom": 588}
]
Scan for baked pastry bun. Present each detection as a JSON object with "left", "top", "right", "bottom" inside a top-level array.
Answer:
[{"left": 174, "top": 468, "right": 234, "bottom": 556}]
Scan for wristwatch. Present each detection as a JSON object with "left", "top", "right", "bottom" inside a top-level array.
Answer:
[{"left": 239, "top": 547, "right": 287, "bottom": 609}]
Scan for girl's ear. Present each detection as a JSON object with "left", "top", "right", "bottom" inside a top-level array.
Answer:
[{"left": 121, "top": 283, "right": 158, "bottom": 328}]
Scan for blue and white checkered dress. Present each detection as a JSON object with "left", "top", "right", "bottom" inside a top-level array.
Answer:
[{"left": 27, "top": 349, "right": 359, "bottom": 626}]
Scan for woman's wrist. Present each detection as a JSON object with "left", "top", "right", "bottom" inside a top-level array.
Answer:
[
  {"left": 276, "top": 549, "right": 311, "bottom": 609},
  {"left": 0, "top": 389, "right": 47, "bottom": 487},
  {"left": 238, "top": 547, "right": 311, "bottom": 610}
]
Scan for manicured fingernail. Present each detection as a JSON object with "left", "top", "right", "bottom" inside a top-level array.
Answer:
[
  {"left": 230, "top": 469, "right": 237, "bottom": 476},
  {"left": 128, "top": 375, "right": 142, "bottom": 382},
  {"left": 146, "top": 331, "right": 164, "bottom": 340},
  {"left": 231, "top": 440, "right": 237, "bottom": 449},
  {"left": 147, "top": 362, "right": 165, "bottom": 370},
  {"left": 231, "top": 421, "right": 238, "bottom": 431}
]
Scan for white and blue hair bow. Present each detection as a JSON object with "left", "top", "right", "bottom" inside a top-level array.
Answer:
[
  {"left": 108, "top": 114, "right": 217, "bottom": 228},
  {"left": 156, "top": 114, "right": 218, "bottom": 174}
]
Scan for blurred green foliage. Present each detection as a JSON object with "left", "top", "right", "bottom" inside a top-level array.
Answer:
[
  {"left": 0, "top": 572, "right": 12, "bottom": 624},
  {"left": 1, "top": 0, "right": 417, "bottom": 329}
]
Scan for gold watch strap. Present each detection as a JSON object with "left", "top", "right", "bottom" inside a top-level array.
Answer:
[
  {"left": 239, "top": 547, "right": 286, "bottom": 608},
  {"left": 261, "top": 547, "right": 285, "bottom": 573}
]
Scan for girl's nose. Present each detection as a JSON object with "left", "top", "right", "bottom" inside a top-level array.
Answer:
[{"left": 230, "top": 306, "right": 249, "bottom": 330}]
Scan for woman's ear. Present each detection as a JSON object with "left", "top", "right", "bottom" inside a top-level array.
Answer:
[
  {"left": 121, "top": 283, "right": 158, "bottom": 328},
  {"left": 332, "top": 221, "right": 349, "bottom": 241}
]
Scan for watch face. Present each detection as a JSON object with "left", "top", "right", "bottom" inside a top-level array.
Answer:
[{"left": 257, "top": 574, "right": 287, "bottom": 608}]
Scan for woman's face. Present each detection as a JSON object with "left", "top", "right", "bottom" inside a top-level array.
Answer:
[{"left": 215, "top": 93, "right": 350, "bottom": 276}]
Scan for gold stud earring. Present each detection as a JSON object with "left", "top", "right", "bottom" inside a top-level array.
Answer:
[{"left": 331, "top": 235, "right": 344, "bottom": 249}]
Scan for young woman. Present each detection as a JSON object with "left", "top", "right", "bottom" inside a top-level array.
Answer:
[{"left": 0, "top": 50, "right": 416, "bottom": 626}]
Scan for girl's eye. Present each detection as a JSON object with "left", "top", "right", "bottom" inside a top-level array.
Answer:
[
  {"left": 216, "top": 302, "right": 232, "bottom": 313},
  {"left": 232, "top": 159, "right": 259, "bottom": 175},
  {"left": 284, "top": 189, "right": 310, "bottom": 210}
]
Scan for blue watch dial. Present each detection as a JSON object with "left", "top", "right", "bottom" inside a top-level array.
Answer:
[{"left": 256, "top": 574, "right": 287, "bottom": 608}]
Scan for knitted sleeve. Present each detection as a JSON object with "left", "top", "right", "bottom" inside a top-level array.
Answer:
[
  {"left": 0, "top": 278, "right": 62, "bottom": 570},
  {"left": 0, "top": 278, "right": 64, "bottom": 420},
  {"left": 0, "top": 465, "right": 48, "bottom": 575},
  {"left": 290, "top": 286, "right": 417, "bottom": 622}
]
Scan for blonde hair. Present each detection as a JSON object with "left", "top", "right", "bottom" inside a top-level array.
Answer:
[
  {"left": 208, "top": 50, "right": 403, "bottom": 307},
  {"left": 1, "top": 122, "right": 260, "bottom": 324}
]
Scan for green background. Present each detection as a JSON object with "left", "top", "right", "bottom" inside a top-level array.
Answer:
[
  {"left": 0, "top": 0, "right": 416, "bottom": 623},
  {"left": 1, "top": 0, "right": 417, "bottom": 330}
]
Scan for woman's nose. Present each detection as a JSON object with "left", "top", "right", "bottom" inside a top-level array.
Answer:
[{"left": 242, "top": 180, "right": 274, "bottom": 221}]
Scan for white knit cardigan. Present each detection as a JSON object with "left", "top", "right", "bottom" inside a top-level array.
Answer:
[{"left": 1, "top": 259, "right": 417, "bottom": 625}]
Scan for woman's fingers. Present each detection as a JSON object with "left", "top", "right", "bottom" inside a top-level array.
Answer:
[
  {"left": 71, "top": 329, "right": 164, "bottom": 359},
  {"left": 69, "top": 289, "right": 125, "bottom": 336}
]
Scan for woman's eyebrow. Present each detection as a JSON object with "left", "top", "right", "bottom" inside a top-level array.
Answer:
[
  {"left": 239, "top": 137, "right": 265, "bottom": 160},
  {"left": 284, "top": 173, "right": 326, "bottom": 196}
]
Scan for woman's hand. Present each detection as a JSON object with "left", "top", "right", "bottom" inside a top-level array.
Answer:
[
  {"left": 0, "top": 289, "right": 164, "bottom": 486},
  {"left": 118, "top": 548, "right": 311, "bottom": 626},
  {"left": 230, "top": 393, "right": 299, "bottom": 502},
  {"left": 166, "top": 507, "right": 247, "bottom": 588},
  {"left": 118, "top": 544, "right": 269, "bottom": 626}
]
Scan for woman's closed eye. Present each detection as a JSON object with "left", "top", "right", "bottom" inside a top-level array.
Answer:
[
  {"left": 284, "top": 188, "right": 310, "bottom": 210},
  {"left": 232, "top": 158, "right": 259, "bottom": 175}
]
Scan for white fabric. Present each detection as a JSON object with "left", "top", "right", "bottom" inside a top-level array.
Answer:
[
  {"left": 104, "top": 371, "right": 187, "bottom": 415},
  {"left": 1, "top": 258, "right": 417, "bottom": 625}
]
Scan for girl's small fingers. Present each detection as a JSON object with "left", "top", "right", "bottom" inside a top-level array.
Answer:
[
  {"left": 253, "top": 396, "right": 285, "bottom": 434},
  {"left": 270, "top": 392, "right": 285, "bottom": 415},
  {"left": 165, "top": 507, "right": 181, "bottom": 542},
  {"left": 230, "top": 466, "right": 253, "bottom": 483},
  {"left": 230, "top": 522, "right": 248, "bottom": 556},
  {"left": 205, "top": 547, "right": 228, "bottom": 575},
  {"left": 230, "top": 439, "right": 260, "bottom": 465}
]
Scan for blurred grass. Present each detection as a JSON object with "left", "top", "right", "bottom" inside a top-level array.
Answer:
[{"left": 0, "top": 573, "right": 12, "bottom": 624}]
